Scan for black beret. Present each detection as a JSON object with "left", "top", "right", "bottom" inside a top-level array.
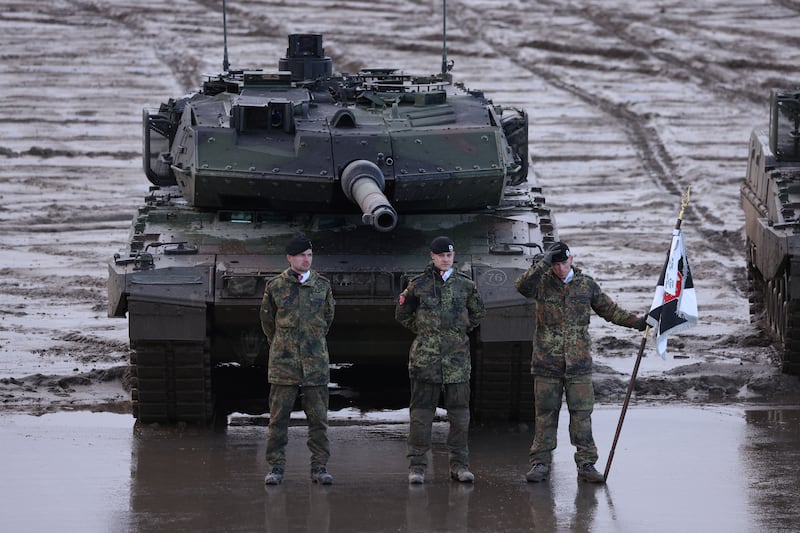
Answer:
[
  {"left": 430, "top": 236, "right": 455, "bottom": 254},
  {"left": 548, "top": 241, "right": 571, "bottom": 263},
  {"left": 285, "top": 235, "right": 312, "bottom": 255}
]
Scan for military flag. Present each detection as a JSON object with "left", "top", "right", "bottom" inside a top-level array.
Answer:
[
  {"left": 646, "top": 226, "right": 698, "bottom": 358},
  {"left": 604, "top": 187, "right": 695, "bottom": 482}
]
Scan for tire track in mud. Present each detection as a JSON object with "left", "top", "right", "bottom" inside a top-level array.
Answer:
[
  {"left": 0, "top": 1, "right": 157, "bottom": 387},
  {"left": 774, "top": 0, "right": 800, "bottom": 12},
  {"left": 535, "top": 1, "right": 791, "bottom": 105},
  {"left": 445, "top": 1, "right": 741, "bottom": 258},
  {"left": 63, "top": 0, "right": 214, "bottom": 92}
]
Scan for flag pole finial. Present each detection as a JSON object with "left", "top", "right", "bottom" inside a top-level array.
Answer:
[{"left": 678, "top": 186, "right": 691, "bottom": 221}]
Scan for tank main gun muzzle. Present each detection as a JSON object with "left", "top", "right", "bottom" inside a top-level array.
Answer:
[{"left": 341, "top": 160, "right": 398, "bottom": 232}]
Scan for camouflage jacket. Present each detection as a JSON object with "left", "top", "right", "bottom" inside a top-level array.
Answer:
[
  {"left": 260, "top": 268, "right": 335, "bottom": 386},
  {"left": 515, "top": 259, "right": 639, "bottom": 378},
  {"left": 395, "top": 263, "right": 485, "bottom": 384}
]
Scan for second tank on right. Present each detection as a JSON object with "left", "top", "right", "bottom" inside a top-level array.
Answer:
[{"left": 741, "top": 88, "right": 800, "bottom": 374}]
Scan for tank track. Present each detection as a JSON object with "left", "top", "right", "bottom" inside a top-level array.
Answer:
[
  {"left": 130, "top": 340, "right": 213, "bottom": 424},
  {"left": 472, "top": 341, "right": 535, "bottom": 421},
  {"left": 749, "top": 241, "right": 800, "bottom": 374},
  {"left": 746, "top": 239, "right": 765, "bottom": 319}
]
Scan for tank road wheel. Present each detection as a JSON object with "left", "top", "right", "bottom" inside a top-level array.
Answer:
[
  {"left": 780, "top": 263, "right": 800, "bottom": 375},
  {"left": 130, "top": 340, "right": 213, "bottom": 424},
  {"left": 764, "top": 279, "right": 772, "bottom": 333},
  {"left": 471, "top": 340, "right": 535, "bottom": 421},
  {"left": 746, "top": 239, "right": 765, "bottom": 318},
  {"left": 761, "top": 261, "right": 800, "bottom": 375},
  {"left": 766, "top": 279, "right": 782, "bottom": 341},
  {"left": 775, "top": 278, "right": 786, "bottom": 344}
]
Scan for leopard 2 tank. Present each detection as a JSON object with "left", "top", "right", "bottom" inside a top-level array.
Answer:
[
  {"left": 741, "top": 88, "right": 800, "bottom": 374},
  {"left": 108, "top": 12, "right": 556, "bottom": 424}
]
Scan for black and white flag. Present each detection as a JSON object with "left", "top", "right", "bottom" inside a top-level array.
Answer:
[{"left": 646, "top": 229, "right": 698, "bottom": 357}]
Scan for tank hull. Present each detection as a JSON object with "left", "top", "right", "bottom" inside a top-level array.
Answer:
[
  {"left": 741, "top": 109, "right": 800, "bottom": 374},
  {"left": 109, "top": 186, "right": 554, "bottom": 423}
]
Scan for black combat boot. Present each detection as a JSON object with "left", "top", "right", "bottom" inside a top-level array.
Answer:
[
  {"left": 525, "top": 463, "right": 550, "bottom": 482},
  {"left": 577, "top": 463, "right": 605, "bottom": 483},
  {"left": 311, "top": 466, "right": 333, "bottom": 485},
  {"left": 450, "top": 467, "right": 475, "bottom": 483},
  {"left": 264, "top": 467, "right": 284, "bottom": 485},
  {"left": 408, "top": 466, "right": 426, "bottom": 484}
]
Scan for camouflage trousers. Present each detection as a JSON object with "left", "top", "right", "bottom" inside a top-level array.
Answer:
[
  {"left": 529, "top": 374, "right": 598, "bottom": 467},
  {"left": 407, "top": 380, "right": 470, "bottom": 470},
  {"left": 266, "top": 384, "right": 330, "bottom": 469}
]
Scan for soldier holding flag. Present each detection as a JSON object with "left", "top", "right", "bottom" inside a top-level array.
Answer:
[{"left": 515, "top": 241, "right": 647, "bottom": 484}]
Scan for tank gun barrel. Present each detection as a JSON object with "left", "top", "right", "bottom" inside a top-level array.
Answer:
[{"left": 341, "top": 160, "right": 398, "bottom": 232}]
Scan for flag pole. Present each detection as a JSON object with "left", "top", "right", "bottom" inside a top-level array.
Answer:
[{"left": 603, "top": 187, "right": 691, "bottom": 482}]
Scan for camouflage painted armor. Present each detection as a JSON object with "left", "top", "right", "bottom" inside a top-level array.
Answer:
[
  {"left": 395, "top": 264, "right": 485, "bottom": 383},
  {"left": 515, "top": 258, "right": 640, "bottom": 377},
  {"left": 260, "top": 268, "right": 335, "bottom": 386}
]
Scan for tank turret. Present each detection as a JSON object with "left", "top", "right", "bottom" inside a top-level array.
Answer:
[
  {"left": 111, "top": 10, "right": 554, "bottom": 424},
  {"left": 141, "top": 32, "right": 525, "bottom": 218}
]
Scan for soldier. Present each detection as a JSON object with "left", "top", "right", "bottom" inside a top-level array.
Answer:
[
  {"left": 260, "top": 235, "right": 335, "bottom": 485},
  {"left": 395, "top": 236, "right": 486, "bottom": 484},
  {"left": 515, "top": 241, "right": 646, "bottom": 484}
]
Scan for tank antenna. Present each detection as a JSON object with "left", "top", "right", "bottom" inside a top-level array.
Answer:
[
  {"left": 222, "top": 0, "right": 230, "bottom": 71},
  {"left": 441, "top": 0, "right": 448, "bottom": 80}
]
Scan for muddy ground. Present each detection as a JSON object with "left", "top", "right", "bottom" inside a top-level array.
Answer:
[{"left": 3, "top": 0, "right": 800, "bottom": 416}]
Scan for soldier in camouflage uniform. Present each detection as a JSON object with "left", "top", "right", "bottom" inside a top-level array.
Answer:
[
  {"left": 395, "top": 236, "right": 486, "bottom": 484},
  {"left": 260, "top": 235, "right": 336, "bottom": 486},
  {"left": 515, "top": 242, "right": 646, "bottom": 484}
]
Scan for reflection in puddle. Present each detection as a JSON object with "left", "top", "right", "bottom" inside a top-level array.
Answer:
[{"left": 3, "top": 407, "right": 800, "bottom": 532}]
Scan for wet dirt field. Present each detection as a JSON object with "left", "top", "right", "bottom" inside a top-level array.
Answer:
[
  {"left": 4, "top": 0, "right": 800, "bottom": 410},
  {"left": 3, "top": 1, "right": 800, "bottom": 531}
]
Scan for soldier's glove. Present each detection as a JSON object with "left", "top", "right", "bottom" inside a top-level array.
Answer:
[
  {"left": 634, "top": 316, "right": 648, "bottom": 331},
  {"left": 539, "top": 249, "right": 556, "bottom": 265}
]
